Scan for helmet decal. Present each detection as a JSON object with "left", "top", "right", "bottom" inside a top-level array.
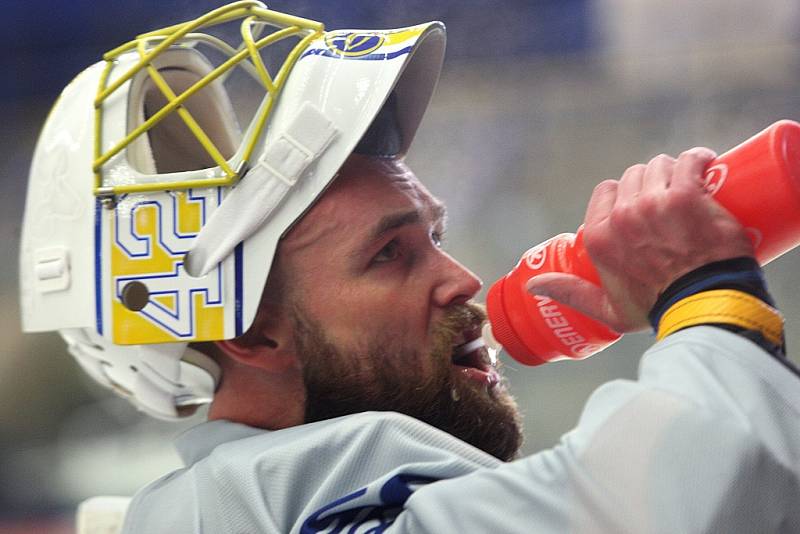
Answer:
[
  {"left": 324, "top": 33, "right": 386, "bottom": 57},
  {"left": 109, "top": 189, "right": 228, "bottom": 343},
  {"left": 303, "top": 25, "right": 431, "bottom": 62}
]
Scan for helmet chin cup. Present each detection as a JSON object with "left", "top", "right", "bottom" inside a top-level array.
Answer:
[
  {"left": 21, "top": 1, "right": 445, "bottom": 418},
  {"left": 62, "top": 328, "right": 220, "bottom": 420}
]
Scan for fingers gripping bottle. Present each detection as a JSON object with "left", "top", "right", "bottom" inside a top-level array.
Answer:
[{"left": 486, "top": 119, "right": 800, "bottom": 366}]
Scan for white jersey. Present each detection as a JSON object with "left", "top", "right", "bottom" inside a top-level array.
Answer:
[{"left": 122, "top": 326, "right": 800, "bottom": 533}]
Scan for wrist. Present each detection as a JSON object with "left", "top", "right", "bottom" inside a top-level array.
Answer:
[
  {"left": 648, "top": 257, "right": 772, "bottom": 329},
  {"left": 648, "top": 256, "right": 786, "bottom": 358}
]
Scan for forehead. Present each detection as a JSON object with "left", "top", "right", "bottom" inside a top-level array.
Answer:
[{"left": 282, "top": 155, "right": 440, "bottom": 251}]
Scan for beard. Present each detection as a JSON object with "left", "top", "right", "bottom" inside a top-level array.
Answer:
[{"left": 292, "top": 302, "right": 524, "bottom": 462}]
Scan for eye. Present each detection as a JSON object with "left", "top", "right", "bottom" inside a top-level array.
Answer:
[
  {"left": 431, "top": 228, "right": 446, "bottom": 248},
  {"left": 373, "top": 240, "right": 401, "bottom": 263}
]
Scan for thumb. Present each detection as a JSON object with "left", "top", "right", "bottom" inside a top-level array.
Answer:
[{"left": 525, "top": 272, "right": 618, "bottom": 328}]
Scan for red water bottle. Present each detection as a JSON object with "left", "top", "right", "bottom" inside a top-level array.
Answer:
[{"left": 487, "top": 120, "right": 800, "bottom": 366}]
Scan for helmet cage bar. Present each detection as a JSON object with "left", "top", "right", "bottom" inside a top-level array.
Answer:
[{"left": 92, "top": 0, "right": 324, "bottom": 198}]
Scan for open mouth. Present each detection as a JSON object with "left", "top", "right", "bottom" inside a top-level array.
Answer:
[
  {"left": 452, "top": 336, "right": 489, "bottom": 369},
  {"left": 451, "top": 326, "right": 500, "bottom": 387}
]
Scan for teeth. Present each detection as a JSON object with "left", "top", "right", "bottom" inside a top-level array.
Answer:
[{"left": 454, "top": 337, "right": 485, "bottom": 357}]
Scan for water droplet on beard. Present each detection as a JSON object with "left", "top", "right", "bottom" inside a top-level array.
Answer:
[{"left": 450, "top": 387, "right": 461, "bottom": 402}]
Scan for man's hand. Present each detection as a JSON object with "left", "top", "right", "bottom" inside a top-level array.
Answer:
[{"left": 526, "top": 148, "right": 754, "bottom": 333}]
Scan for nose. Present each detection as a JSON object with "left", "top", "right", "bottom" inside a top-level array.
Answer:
[{"left": 432, "top": 251, "right": 483, "bottom": 307}]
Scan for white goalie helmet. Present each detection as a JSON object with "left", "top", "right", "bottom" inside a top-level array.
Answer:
[{"left": 20, "top": 1, "right": 445, "bottom": 420}]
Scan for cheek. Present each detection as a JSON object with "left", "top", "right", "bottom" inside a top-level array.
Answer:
[{"left": 307, "top": 285, "right": 432, "bottom": 350}]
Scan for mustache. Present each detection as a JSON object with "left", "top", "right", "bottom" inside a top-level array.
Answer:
[{"left": 430, "top": 301, "right": 487, "bottom": 358}]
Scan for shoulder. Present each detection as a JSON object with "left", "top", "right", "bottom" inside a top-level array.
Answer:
[
  {"left": 126, "top": 412, "right": 499, "bottom": 533},
  {"left": 212, "top": 411, "right": 499, "bottom": 474}
]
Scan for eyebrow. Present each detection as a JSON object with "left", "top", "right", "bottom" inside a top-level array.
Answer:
[{"left": 369, "top": 203, "right": 447, "bottom": 242}]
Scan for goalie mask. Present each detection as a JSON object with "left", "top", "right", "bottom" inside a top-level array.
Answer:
[{"left": 19, "top": 1, "right": 445, "bottom": 419}]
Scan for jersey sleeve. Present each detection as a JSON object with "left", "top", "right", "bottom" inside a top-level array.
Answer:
[{"left": 393, "top": 326, "right": 800, "bottom": 533}]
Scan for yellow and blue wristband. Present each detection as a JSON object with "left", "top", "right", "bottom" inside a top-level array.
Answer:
[
  {"left": 656, "top": 289, "right": 784, "bottom": 346},
  {"left": 649, "top": 257, "right": 786, "bottom": 358}
]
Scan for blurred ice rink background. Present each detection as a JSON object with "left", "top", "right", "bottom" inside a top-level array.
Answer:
[{"left": 3, "top": 0, "right": 800, "bottom": 531}]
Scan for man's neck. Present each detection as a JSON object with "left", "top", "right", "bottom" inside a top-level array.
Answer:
[{"left": 208, "top": 362, "right": 306, "bottom": 429}]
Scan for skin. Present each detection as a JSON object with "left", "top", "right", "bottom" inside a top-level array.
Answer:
[
  {"left": 208, "top": 148, "right": 754, "bottom": 442},
  {"left": 527, "top": 148, "right": 754, "bottom": 332},
  {"left": 208, "top": 155, "right": 492, "bottom": 430}
]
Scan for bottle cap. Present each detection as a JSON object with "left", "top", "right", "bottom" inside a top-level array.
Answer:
[{"left": 486, "top": 277, "right": 546, "bottom": 365}]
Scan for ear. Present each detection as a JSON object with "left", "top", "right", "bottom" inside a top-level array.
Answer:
[{"left": 215, "top": 315, "right": 298, "bottom": 373}]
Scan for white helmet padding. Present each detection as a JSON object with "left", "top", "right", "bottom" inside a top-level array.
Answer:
[
  {"left": 20, "top": 3, "right": 446, "bottom": 420},
  {"left": 126, "top": 48, "right": 242, "bottom": 175},
  {"left": 63, "top": 328, "right": 220, "bottom": 419}
]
